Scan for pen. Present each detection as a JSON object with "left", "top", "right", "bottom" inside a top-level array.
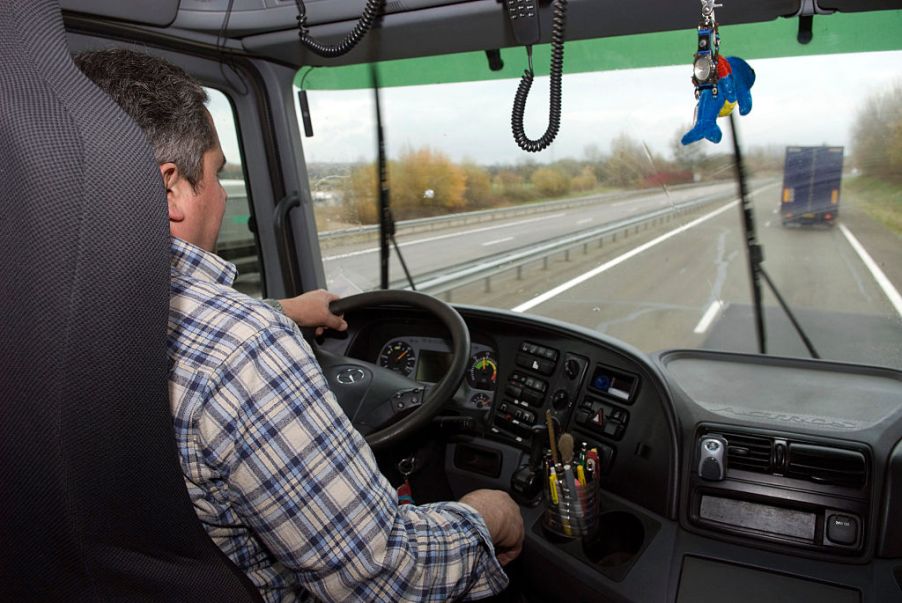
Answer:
[
  {"left": 548, "top": 466, "right": 560, "bottom": 505},
  {"left": 586, "top": 448, "right": 600, "bottom": 480},
  {"left": 545, "top": 410, "right": 560, "bottom": 466},
  {"left": 576, "top": 463, "right": 587, "bottom": 487}
]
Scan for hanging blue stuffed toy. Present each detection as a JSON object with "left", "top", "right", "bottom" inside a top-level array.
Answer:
[{"left": 681, "top": 0, "right": 755, "bottom": 145}]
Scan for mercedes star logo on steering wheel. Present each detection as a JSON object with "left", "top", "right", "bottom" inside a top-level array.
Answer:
[{"left": 336, "top": 367, "right": 367, "bottom": 384}]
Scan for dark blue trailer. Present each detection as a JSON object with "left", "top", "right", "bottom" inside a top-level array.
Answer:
[{"left": 780, "top": 146, "right": 844, "bottom": 226}]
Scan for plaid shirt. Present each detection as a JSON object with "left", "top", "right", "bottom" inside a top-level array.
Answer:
[{"left": 167, "top": 237, "right": 508, "bottom": 602}]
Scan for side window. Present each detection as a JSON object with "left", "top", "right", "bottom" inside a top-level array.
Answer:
[{"left": 206, "top": 88, "right": 260, "bottom": 297}]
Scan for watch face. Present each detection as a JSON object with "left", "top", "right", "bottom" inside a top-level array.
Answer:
[{"left": 694, "top": 56, "right": 713, "bottom": 82}]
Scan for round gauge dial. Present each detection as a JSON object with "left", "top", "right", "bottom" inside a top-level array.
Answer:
[
  {"left": 469, "top": 393, "right": 492, "bottom": 410},
  {"left": 379, "top": 341, "right": 416, "bottom": 377},
  {"left": 467, "top": 351, "right": 497, "bottom": 390}
]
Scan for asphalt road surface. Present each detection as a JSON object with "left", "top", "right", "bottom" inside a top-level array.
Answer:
[{"left": 499, "top": 184, "right": 902, "bottom": 369}]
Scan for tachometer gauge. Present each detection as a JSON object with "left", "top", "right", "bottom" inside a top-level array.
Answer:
[
  {"left": 379, "top": 341, "right": 416, "bottom": 377},
  {"left": 467, "top": 351, "right": 497, "bottom": 390}
]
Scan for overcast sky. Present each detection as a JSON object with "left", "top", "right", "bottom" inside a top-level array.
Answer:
[{"left": 209, "top": 50, "right": 902, "bottom": 167}]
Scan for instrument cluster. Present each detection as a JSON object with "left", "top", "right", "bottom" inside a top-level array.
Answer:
[{"left": 378, "top": 336, "right": 497, "bottom": 410}]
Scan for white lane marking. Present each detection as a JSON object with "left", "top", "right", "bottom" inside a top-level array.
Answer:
[
  {"left": 765, "top": 220, "right": 771, "bottom": 228},
  {"left": 772, "top": 208, "right": 779, "bottom": 214},
  {"left": 323, "top": 213, "right": 567, "bottom": 260},
  {"left": 838, "top": 223, "right": 902, "bottom": 318},
  {"left": 577, "top": 218, "right": 594, "bottom": 225},
  {"left": 512, "top": 201, "right": 738, "bottom": 313},
  {"left": 481, "top": 236, "right": 514, "bottom": 247},
  {"left": 694, "top": 300, "right": 725, "bottom": 334}
]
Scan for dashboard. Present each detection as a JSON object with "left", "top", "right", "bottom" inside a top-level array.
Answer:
[{"left": 318, "top": 304, "right": 902, "bottom": 602}]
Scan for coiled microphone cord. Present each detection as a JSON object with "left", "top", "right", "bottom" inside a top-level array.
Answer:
[
  {"left": 511, "top": 0, "right": 568, "bottom": 152},
  {"left": 294, "top": 0, "right": 383, "bottom": 58}
]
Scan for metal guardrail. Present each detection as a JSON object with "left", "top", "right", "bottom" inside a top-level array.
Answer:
[
  {"left": 392, "top": 188, "right": 740, "bottom": 299},
  {"left": 317, "top": 180, "right": 727, "bottom": 248}
]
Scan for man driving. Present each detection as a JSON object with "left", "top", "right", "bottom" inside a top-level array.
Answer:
[{"left": 74, "top": 48, "right": 523, "bottom": 602}]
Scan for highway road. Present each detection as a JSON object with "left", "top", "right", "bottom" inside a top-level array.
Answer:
[
  {"left": 504, "top": 185, "right": 901, "bottom": 368},
  {"left": 321, "top": 181, "right": 739, "bottom": 292},
  {"left": 321, "top": 180, "right": 901, "bottom": 370}
]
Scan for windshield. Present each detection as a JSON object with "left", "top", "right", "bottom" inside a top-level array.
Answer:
[{"left": 294, "top": 11, "right": 902, "bottom": 370}]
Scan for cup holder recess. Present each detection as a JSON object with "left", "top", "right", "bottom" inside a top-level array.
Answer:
[
  {"left": 583, "top": 511, "right": 645, "bottom": 567},
  {"left": 531, "top": 494, "right": 660, "bottom": 583}
]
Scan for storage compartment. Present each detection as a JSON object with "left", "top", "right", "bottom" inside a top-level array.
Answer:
[
  {"left": 677, "top": 556, "right": 860, "bottom": 602},
  {"left": 699, "top": 495, "right": 816, "bottom": 543}
]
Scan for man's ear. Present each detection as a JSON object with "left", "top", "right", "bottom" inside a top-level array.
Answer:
[{"left": 160, "top": 162, "right": 186, "bottom": 223}]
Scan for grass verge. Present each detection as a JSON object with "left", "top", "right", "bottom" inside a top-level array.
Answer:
[{"left": 844, "top": 176, "right": 902, "bottom": 235}]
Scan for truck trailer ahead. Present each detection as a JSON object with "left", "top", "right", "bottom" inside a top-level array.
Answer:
[{"left": 781, "top": 146, "right": 844, "bottom": 227}]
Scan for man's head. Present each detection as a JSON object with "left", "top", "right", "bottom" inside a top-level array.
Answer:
[{"left": 74, "top": 48, "right": 226, "bottom": 251}]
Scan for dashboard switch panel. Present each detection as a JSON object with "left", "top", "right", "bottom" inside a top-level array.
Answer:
[
  {"left": 516, "top": 341, "right": 558, "bottom": 376},
  {"left": 576, "top": 396, "right": 629, "bottom": 441},
  {"left": 510, "top": 371, "right": 548, "bottom": 394},
  {"left": 519, "top": 341, "right": 558, "bottom": 361}
]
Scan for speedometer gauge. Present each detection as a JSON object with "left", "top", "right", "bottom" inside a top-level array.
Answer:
[
  {"left": 467, "top": 351, "right": 497, "bottom": 390},
  {"left": 379, "top": 341, "right": 416, "bottom": 377}
]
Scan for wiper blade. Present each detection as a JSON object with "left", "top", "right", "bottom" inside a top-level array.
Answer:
[
  {"left": 729, "top": 113, "right": 819, "bottom": 359},
  {"left": 372, "top": 64, "right": 416, "bottom": 291}
]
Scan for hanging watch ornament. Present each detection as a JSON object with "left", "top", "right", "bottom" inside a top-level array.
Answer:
[{"left": 681, "top": 0, "right": 756, "bottom": 145}]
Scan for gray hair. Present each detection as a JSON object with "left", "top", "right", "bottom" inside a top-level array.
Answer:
[{"left": 73, "top": 48, "right": 216, "bottom": 189}]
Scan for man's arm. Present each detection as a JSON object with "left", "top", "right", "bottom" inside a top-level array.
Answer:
[
  {"left": 197, "top": 323, "right": 513, "bottom": 601},
  {"left": 459, "top": 490, "right": 524, "bottom": 566},
  {"left": 275, "top": 289, "right": 347, "bottom": 336}
]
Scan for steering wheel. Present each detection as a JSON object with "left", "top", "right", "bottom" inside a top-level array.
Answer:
[{"left": 315, "top": 290, "right": 470, "bottom": 450}]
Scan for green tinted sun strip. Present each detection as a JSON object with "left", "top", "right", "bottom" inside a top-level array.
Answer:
[{"left": 297, "top": 11, "right": 902, "bottom": 90}]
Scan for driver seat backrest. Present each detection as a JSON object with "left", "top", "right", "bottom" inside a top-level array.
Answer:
[{"left": 0, "top": 0, "right": 261, "bottom": 599}]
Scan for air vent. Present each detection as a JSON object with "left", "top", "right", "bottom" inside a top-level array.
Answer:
[
  {"left": 786, "top": 443, "right": 867, "bottom": 488},
  {"left": 720, "top": 432, "right": 772, "bottom": 473}
]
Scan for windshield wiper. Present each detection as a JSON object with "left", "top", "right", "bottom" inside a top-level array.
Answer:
[
  {"left": 729, "top": 113, "right": 819, "bottom": 359},
  {"left": 372, "top": 64, "right": 416, "bottom": 291}
]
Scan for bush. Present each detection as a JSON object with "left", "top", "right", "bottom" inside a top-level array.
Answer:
[
  {"left": 851, "top": 81, "right": 902, "bottom": 181},
  {"left": 570, "top": 166, "right": 598, "bottom": 191},
  {"left": 531, "top": 166, "right": 571, "bottom": 197},
  {"left": 462, "top": 162, "right": 495, "bottom": 209}
]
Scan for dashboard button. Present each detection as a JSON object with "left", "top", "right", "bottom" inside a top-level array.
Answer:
[
  {"left": 602, "top": 421, "right": 621, "bottom": 438},
  {"left": 826, "top": 514, "right": 858, "bottom": 545},
  {"left": 610, "top": 408, "right": 628, "bottom": 425},
  {"left": 522, "top": 389, "right": 545, "bottom": 406},
  {"left": 551, "top": 389, "right": 569, "bottom": 410},
  {"left": 516, "top": 353, "right": 555, "bottom": 376},
  {"left": 565, "top": 358, "right": 580, "bottom": 379},
  {"left": 590, "top": 408, "right": 605, "bottom": 428}
]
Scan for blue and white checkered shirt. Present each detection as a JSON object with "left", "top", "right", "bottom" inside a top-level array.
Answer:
[{"left": 167, "top": 237, "right": 508, "bottom": 602}]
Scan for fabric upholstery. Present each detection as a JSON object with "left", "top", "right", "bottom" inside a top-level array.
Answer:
[{"left": 0, "top": 0, "right": 262, "bottom": 599}]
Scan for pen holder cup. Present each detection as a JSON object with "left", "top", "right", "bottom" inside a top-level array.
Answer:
[{"left": 541, "top": 471, "right": 600, "bottom": 540}]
